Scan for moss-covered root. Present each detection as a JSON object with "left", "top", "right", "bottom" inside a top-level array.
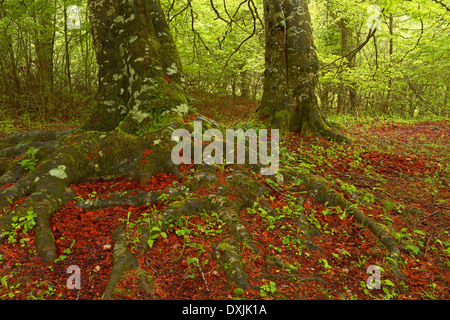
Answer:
[
  {"left": 211, "top": 196, "right": 260, "bottom": 253},
  {"left": 75, "top": 164, "right": 223, "bottom": 212},
  {"left": 304, "top": 117, "right": 353, "bottom": 144},
  {"left": 285, "top": 171, "right": 405, "bottom": 279},
  {"left": 0, "top": 176, "right": 75, "bottom": 263},
  {"left": 0, "top": 129, "right": 76, "bottom": 184},
  {"left": 33, "top": 179, "right": 75, "bottom": 263},
  {"left": 263, "top": 109, "right": 352, "bottom": 144},
  {"left": 213, "top": 239, "right": 252, "bottom": 290},
  {"left": 0, "top": 129, "right": 74, "bottom": 148},
  {"left": 102, "top": 226, "right": 139, "bottom": 300},
  {"left": 135, "top": 169, "right": 264, "bottom": 290},
  {"left": 0, "top": 174, "right": 36, "bottom": 208}
]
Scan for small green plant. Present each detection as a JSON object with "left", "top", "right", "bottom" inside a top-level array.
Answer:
[
  {"left": 233, "top": 287, "right": 245, "bottom": 298},
  {"left": 0, "top": 121, "right": 17, "bottom": 135},
  {"left": 421, "top": 283, "right": 438, "bottom": 300},
  {"left": 1, "top": 275, "right": 22, "bottom": 298},
  {"left": 3, "top": 208, "right": 37, "bottom": 245},
  {"left": 147, "top": 219, "right": 168, "bottom": 248},
  {"left": 54, "top": 239, "right": 76, "bottom": 262},
  {"left": 319, "top": 258, "right": 332, "bottom": 272},
  {"left": 380, "top": 279, "right": 398, "bottom": 300},
  {"left": 157, "top": 193, "right": 170, "bottom": 204},
  {"left": 19, "top": 147, "right": 39, "bottom": 171},
  {"left": 87, "top": 190, "right": 100, "bottom": 199},
  {"left": 260, "top": 280, "right": 277, "bottom": 298},
  {"left": 185, "top": 257, "right": 199, "bottom": 279}
]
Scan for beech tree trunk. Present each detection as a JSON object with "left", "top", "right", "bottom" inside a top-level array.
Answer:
[
  {"left": 338, "top": 17, "right": 357, "bottom": 115},
  {"left": 258, "top": 0, "right": 349, "bottom": 142},
  {"left": 83, "top": 0, "right": 187, "bottom": 133}
]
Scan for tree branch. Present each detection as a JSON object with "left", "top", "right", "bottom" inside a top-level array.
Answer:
[{"left": 430, "top": 0, "right": 450, "bottom": 12}]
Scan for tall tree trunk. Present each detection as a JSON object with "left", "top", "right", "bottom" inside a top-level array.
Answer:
[
  {"left": 32, "top": 5, "right": 55, "bottom": 105},
  {"left": 258, "top": 0, "right": 349, "bottom": 142},
  {"left": 0, "top": 31, "right": 21, "bottom": 95},
  {"left": 83, "top": 0, "right": 187, "bottom": 133},
  {"left": 63, "top": 0, "right": 73, "bottom": 95},
  {"left": 238, "top": 64, "right": 250, "bottom": 99},
  {"left": 147, "top": 0, "right": 184, "bottom": 86},
  {"left": 386, "top": 13, "right": 394, "bottom": 114},
  {"left": 338, "top": 17, "right": 357, "bottom": 115}
]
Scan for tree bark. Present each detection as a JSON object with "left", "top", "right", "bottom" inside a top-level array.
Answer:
[
  {"left": 258, "top": 0, "right": 350, "bottom": 142},
  {"left": 63, "top": 0, "right": 73, "bottom": 94},
  {"left": 338, "top": 17, "right": 357, "bottom": 115},
  {"left": 32, "top": 4, "right": 55, "bottom": 105},
  {"left": 386, "top": 13, "right": 394, "bottom": 113},
  {"left": 83, "top": 0, "right": 187, "bottom": 133},
  {"left": 147, "top": 0, "right": 184, "bottom": 86}
]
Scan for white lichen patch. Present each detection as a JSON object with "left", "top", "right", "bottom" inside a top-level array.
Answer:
[
  {"left": 131, "top": 109, "right": 150, "bottom": 123},
  {"left": 172, "top": 103, "right": 189, "bottom": 117},
  {"left": 114, "top": 15, "right": 125, "bottom": 23},
  {"left": 166, "top": 63, "right": 178, "bottom": 76},
  {"left": 113, "top": 74, "right": 123, "bottom": 81},
  {"left": 104, "top": 100, "right": 116, "bottom": 106},
  {"left": 49, "top": 165, "right": 68, "bottom": 180}
]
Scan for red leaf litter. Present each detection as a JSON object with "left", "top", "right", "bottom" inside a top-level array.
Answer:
[{"left": 0, "top": 121, "right": 449, "bottom": 300}]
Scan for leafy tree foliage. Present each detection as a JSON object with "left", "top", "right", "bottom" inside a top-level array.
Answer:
[
  {"left": 311, "top": 0, "right": 450, "bottom": 117},
  {"left": 1, "top": 0, "right": 448, "bottom": 121}
]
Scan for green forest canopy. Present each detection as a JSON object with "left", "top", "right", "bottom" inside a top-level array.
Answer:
[{"left": 0, "top": 0, "right": 449, "bottom": 127}]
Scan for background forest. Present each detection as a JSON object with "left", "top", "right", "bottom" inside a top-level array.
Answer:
[{"left": 0, "top": 0, "right": 449, "bottom": 130}]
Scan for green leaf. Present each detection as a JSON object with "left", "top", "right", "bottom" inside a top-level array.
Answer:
[
  {"left": 1, "top": 276, "right": 7, "bottom": 288},
  {"left": 384, "top": 279, "right": 394, "bottom": 286},
  {"left": 150, "top": 226, "right": 161, "bottom": 233},
  {"left": 413, "top": 230, "right": 426, "bottom": 236}
]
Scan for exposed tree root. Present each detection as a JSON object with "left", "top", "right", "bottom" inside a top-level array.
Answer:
[
  {"left": 103, "top": 226, "right": 139, "bottom": 300},
  {"left": 280, "top": 168, "right": 405, "bottom": 279},
  {"left": 0, "top": 120, "right": 406, "bottom": 299}
]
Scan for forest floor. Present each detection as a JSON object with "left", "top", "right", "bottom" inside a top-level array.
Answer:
[{"left": 0, "top": 101, "right": 448, "bottom": 300}]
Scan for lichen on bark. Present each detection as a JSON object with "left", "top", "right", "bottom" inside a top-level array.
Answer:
[
  {"left": 84, "top": 0, "right": 188, "bottom": 134},
  {"left": 258, "top": 0, "right": 351, "bottom": 143}
]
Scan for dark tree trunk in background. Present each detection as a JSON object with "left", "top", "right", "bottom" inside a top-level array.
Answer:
[
  {"left": 338, "top": 17, "right": 357, "bottom": 115},
  {"left": 386, "top": 13, "right": 394, "bottom": 114},
  {"left": 32, "top": 5, "right": 55, "bottom": 105},
  {"left": 63, "top": 0, "right": 73, "bottom": 94},
  {"left": 258, "top": 0, "right": 349, "bottom": 142}
]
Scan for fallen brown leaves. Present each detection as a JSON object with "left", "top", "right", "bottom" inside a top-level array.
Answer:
[{"left": 0, "top": 120, "right": 448, "bottom": 300}]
